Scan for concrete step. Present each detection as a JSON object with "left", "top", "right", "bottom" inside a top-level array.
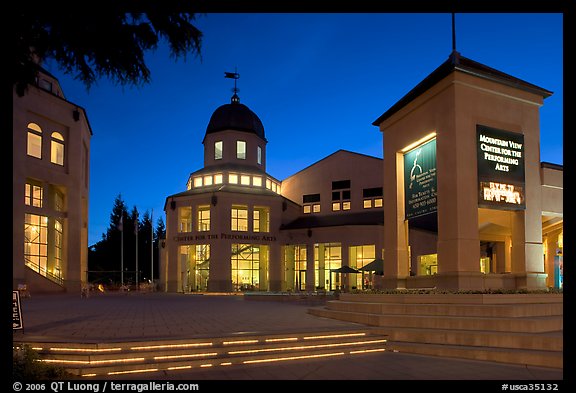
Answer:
[
  {"left": 338, "top": 293, "right": 564, "bottom": 305},
  {"left": 326, "top": 300, "right": 563, "bottom": 317},
  {"left": 386, "top": 327, "right": 563, "bottom": 351},
  {"left": 19, "top": 328, "right": 390, "bottom": 377},
  {"left": 308, "top": 308, "right": 563, "bottom": 332},
  {"left": 388, "top": 341, "right": 563, "bottom": 369}
]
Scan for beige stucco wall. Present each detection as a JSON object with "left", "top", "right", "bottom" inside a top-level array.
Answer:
[
  {"left": 13, "top": 75, "right": 91, "bottom": 294},
  {"left": 541, "top": 166, "right": 563, "bottom": 215},
  {"left": 281, "top": 150, "right": 383, "bottom": 212},
  {"left": 378, "top": 66, "right": 549, "bottom": 290},
  {"left": 203, "top": 130, "right": 267, "bottom": 171}
]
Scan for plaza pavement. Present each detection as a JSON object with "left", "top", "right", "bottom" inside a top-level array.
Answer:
[{"left": 13, "top": 291, "right": 564, "bottom": 382}]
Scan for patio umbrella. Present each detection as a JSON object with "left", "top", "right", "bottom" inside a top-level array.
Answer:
[
  {"left": 330, "top": 265, "right": 360, "bottom": 292},
  {"left": 331, "top": 265, "right": 360, "bottom": 274},
  {"left": 358, "top": 258, "right": 384, "bottom": 275}
]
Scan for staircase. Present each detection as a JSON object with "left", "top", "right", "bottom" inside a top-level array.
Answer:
[
  {"left": 308, "top": 293, "right": 563, "bottom": 368},
  {"left": 17, "top": 328, "right": 388, "bottom": 378}
]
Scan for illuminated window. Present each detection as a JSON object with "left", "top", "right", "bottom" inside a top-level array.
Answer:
[
  {"left": 204, "top": 175, "right": 213, "bottom": 186},
  {"left": 215, "top": 141, "right": 223, "bottom": 160},
  {"left": 53, "top": 219, "right": 63, "bottom": 279},
  {"left": 231, "top": 244, "right": 267, "bottom": 291},
  {"left": 418, "top": 254, "right": 438, "bottom": 276},
  {"left": 303, "top": 193, "right": 320, "bottom": 214},
  {"left": 195, "top": 244, "right": 210, "bottom": 291},
  {"left": 253, "top": 176, "right": 262, "bottom": 187},
  {"left": 231, "top": 205, "right": 248, "bottom": 231},
  {"left": 350, "top": 245, "right": 376, "bottom": 289},
  {"left": 214, "top": 173, "right": 223, "bottom": 184},
  {"left": 257, "top": 146, "right": 262, "bottom": 165},
  {"left": 229, "top": 173, "right": 238, "bottom": 184},
  {"left": 197, "top": 205, "right": 210, "bottom": 231},
  {"left": 363, "top": 187, "right": 383, "bottom": 209},
  {"left": 241, "top": 175, "right": 250, "bottom": 185},
  {"left": 266, "top": 179, "right": 272, "bottom": 190},
  {"left": 50, "top": 132, "right": 64, "bottom": 165},
  {"left": 194, "top": 177, "right": 203, "bottom": 187},
  {"left": 178, "top": 207, "right": 192, "bottom": 232},
  {"left": 253, "top": 206, "right": 270, "bottom": 233},
  {"left": 27, "top": 123, "right": 42, "bottom": 159},
  {"left": 237, "top": 141, "right": 246, "bottom": 159},
  {"left": 332, "top": 181, "right": 350, "bottom": 213},
  {"left": 271, "top": 182, "right": 278, "bottom": 193},
  {"left": 25, "top": 181, "right": 43, "bottom": 207},
  {"left": 24, "top": 214, "right": 48, "bottom": 275}
]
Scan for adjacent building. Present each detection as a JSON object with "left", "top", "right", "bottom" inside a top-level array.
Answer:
[
  {"left": 13, "top": 66, "right": 92, "bottom": 293},
  {"left": 161, "top": 52, "right": 563, "bottom": 293}
]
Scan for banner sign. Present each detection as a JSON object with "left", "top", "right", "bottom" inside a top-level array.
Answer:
[
  {"left": 477, "top": 125, "right": 525, "bottom": 210},
  {"left": 13, "top": 291, "right": 23, "bottom": 330},
  {"left": 404, "top": 138, "right": 437, "bottom": 219}
]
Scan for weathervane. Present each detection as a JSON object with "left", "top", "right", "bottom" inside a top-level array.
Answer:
[{"left": 224, "top": 68, "right": 240, "bottom": 103}]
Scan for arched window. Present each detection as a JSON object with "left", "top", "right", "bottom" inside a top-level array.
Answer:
[
  {"left": 27, "top": 123, "right": 42, "bottom": 158},
  {"left": 51, "top": 132, "right": 64, "bottom": 165}
]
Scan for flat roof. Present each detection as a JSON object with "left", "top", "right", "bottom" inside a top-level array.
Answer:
[{"left": 280, "top": 210, "right": 384, "bottom": 230}]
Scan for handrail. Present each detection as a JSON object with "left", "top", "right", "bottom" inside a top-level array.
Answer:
[{"left": 24, "top": 260, "right": 64, "bottom": 286}]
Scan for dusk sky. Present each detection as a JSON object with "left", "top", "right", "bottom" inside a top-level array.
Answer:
[{"left": 41, "top": 13, "right": 563, "bottom": 246}]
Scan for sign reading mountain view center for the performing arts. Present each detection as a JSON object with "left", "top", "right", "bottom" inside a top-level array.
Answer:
[
  {"left": 477, "top": 125, "right": 525, "bottom": 210},
  {"left": 404, "top": 138, "right": 437, "bottom": 220}
]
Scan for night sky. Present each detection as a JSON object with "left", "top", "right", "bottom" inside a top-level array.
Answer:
[{"left": 41, "top": 13, "right": 563, "bottom": 246}]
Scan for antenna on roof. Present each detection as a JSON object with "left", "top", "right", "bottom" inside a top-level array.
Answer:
[
  {"left": 224, "top": 68, "right": 240, "bottom": 103},
  {"left": 450, "top": 13, "right": 460, "bottom": 65},
  {"left": 451, "top": 13, "right": 457, "bottom": 52}
]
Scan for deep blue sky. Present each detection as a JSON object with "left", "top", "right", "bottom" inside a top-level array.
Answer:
[{"left": 42, "top": 13, "right": 563, "bottom": 246}]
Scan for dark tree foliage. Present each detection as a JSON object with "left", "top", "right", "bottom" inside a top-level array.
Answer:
[
  {"left": 88, "top": 194, "right": 165, "bottom": 287},
  {"left": 12, "top": 2, "right": 204, "bottom": 95}
]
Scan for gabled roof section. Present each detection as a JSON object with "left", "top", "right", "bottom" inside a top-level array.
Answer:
[
  {"left": 372, "top": 51, "right": 553, "bottom": 126},
  {"left": 282, "top": 149, "right": 382, "bottom": 181}
]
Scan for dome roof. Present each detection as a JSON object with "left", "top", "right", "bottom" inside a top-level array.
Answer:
[{"left": 205, "top": 98, "right": 265, "bottom": 140}]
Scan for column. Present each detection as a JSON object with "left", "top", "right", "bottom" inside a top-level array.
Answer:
[
  {"left": 305, "top": 242, "right": 315, "bottom": 292},
  {"left": 284, "top": 245, "right": 295, "bottom": 291},
  {"left": 383, "top": 150, "right": 410, "bottom": 288}
]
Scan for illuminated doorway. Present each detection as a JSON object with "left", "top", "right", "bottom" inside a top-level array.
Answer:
[
  {"left": 294, "top": 245, "right": 306, "bottom": 291},
  {"left": 179, "top": 244, "right": 210, "bottom": 292},
  {"left": 231, "top": 244, "right": 269, "bottom": 291},
  {"left": 315, "top": 243, "right": 341, "bottom": 291}
]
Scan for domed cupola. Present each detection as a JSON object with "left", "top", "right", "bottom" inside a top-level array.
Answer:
[
  {"left": 202, "top": 71, "right": 268, "bottom": 171},
  {"left": 205, "top": 94, "right": 266, "bottom": 141}
]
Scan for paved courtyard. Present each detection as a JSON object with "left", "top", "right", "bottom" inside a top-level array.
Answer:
[{"left": 13, "top": 291, "right": 564, "bottom": 382}]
